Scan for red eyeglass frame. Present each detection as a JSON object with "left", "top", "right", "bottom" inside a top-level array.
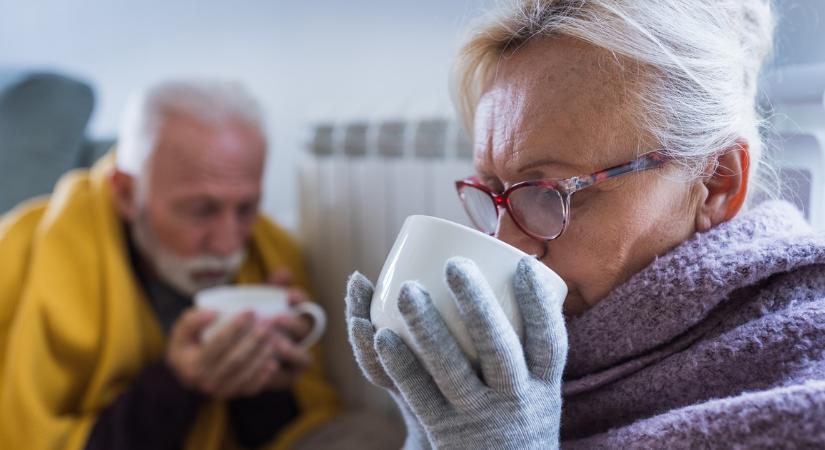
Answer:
[{"left": 455, "top": 151, "right": 668, "bottom": 241}]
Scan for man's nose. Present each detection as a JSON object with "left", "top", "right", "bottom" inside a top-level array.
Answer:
[
  {"left": 208, "top": 211, "right": 244, "bottom": 257},
  {"left": 494, "top": 207, "right": 545, "bottom": 257}
]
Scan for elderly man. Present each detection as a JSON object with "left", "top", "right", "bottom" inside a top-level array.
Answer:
[{"left": 0, "top": 80, "right": 339, "bottom": 449}]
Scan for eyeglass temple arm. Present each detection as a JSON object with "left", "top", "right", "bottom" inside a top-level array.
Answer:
[{"left": 568, "top": 151, "right": 667, "bottom": 192}]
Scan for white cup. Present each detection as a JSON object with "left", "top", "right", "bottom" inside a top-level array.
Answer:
[
  {"left": 370, "top": 215, "right": 567, "bottom": 365},
  {"left": 195, "top": 285, "right": 327, "bottom": 350}
]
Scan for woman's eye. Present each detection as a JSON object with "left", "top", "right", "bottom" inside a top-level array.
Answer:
[{"left": 569, "top": 190, "right": 592, "bottom": 209}]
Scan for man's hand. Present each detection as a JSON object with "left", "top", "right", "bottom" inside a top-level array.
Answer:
[
  {"left": 266, "top": 267, "right": 315, "bottom": 389},
  {"left": 165, "top": 268, "right": 318, "bottom": 399},
  {"left": 165, "top": 309, "right": 279, "bottom": 399},
  {"left": 265, "top": 331, "right": 312, "bottom": 390},
  {"left": 267, "top": 267, "right": 314, "bottom": 342}
]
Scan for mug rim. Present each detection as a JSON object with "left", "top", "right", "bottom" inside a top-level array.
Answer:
[
  {"left": 195, "top": 284, "right": 289, "bottom": 309},
  {"left": 404, "top": 215, "right": 565, "bottom": 286}
]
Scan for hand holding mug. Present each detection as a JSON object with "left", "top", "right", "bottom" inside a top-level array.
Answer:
[
  {"left": 165, "top": 309, "right": 281, "bottom": 399},
  {"left": 190, "top": 283, "right": 327, "bottom": 394},
  {"left": 267, "top": 268, "right": 316, "bottom": 343},
  {"left": 196, "top": 285, "right": 326, "bottom": 351},
  {"left": 348, "top": 215, "right": 569, "bottom": 449}
]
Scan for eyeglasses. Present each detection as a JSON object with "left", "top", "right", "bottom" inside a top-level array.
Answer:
[{"left": 455, "top": 151, "right": 668, "bottom": 241}]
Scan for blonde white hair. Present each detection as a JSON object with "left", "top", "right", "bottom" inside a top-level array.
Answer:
[
  {"left": 117, "top": 79, "right": 265, "bottom": 176},
  {"left": 452, "top": 0, "right": 776, "bottom": 201}
]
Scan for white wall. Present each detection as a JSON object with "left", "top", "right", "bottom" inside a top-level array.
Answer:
[
  {"left": 773, "top": 0, "right": 825, "bottom": 67},
  {"left": 0, "top": 0, "right": 493, "bottom": 226}
]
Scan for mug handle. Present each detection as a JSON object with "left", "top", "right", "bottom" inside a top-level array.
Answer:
[{"left": 291, "top": 302, "right": 326, "bottom": 350}]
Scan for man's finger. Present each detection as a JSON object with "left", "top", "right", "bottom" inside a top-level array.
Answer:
[
  {"left": 173, "top": 309, "right": 217, "bottom": 343},
  {"left": 268, "top": 267, "right": 294, "bottom": 286},
  {"left": 267, "top": 359, "right": 300, "bottom": 391},
  {"left": 286, "top": 287, "right": 310, "bottom": 306},
  {"left": 219, "top": 341, "right": 277, "bottom": 398},
  {"left": 272, "top": 333, "right": 312, "bottom": 369},
  {"left": 240, "top": 359, "right": 277, "bottom": 396},
  {"left": 209, "top": 321, "right": 272, "bottom": 388},
  {"left": 272, "top": 314, "right": 313, "bottom": 341},
  {"left": 200, "top": 311, "right": 256, "bottom": 368}
]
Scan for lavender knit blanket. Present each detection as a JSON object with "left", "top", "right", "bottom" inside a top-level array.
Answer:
[{"left": 561, "top": 201, "right": 825, "bottom": 449}]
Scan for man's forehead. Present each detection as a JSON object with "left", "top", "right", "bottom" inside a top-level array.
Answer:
[{"left": 146, "top": 116, "right": 265, "bottom": 191}]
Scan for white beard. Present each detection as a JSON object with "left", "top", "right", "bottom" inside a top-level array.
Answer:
[{"left": 131, "top": 211, "right": 246, "bottom": 296}]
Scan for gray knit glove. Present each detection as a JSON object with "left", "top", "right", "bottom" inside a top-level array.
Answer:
[
  {"left": 374, "top": 256, "right": 568, "bottom": 449},
  {"left": 346, "top": 273, "right": 433, "bottom": 450}
]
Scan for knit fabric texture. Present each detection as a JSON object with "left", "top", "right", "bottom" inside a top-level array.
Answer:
[{"left": 561, "top": 200, "right": 825, "bottom": 449}]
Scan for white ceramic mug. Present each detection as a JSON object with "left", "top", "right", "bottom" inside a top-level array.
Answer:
[
  {"left": 195, "top": 285, "right": 327, "bottom": 350},
  {"left": 370, "top": 215, "right": 567, "bottom": 366}
]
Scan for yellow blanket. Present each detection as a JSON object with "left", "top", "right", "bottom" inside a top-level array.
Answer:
[{"left": 0, "top": 156, "right": 340, "bottom": 449}]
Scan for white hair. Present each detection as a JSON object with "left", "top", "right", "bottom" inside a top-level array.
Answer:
[
  {"left": 453, "top": 0, "right": 776, "bottom": 202},
  {"left": 117, "top": 79, "right": 265, "bottom": 176}
]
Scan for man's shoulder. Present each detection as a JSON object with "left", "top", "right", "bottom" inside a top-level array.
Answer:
[
  {"left": 0, "top": 196, "right": 50, "bottom": 244},
  {"left": 39, "top": 169, "right": 98, "bottom": 234},
  {"left": 0, "top": 168, "right": 97, "bottom": 245},
  {"left": 2, "top": 167, "right": 109, "bottom": 286},
  {"left": 0, "top": 197, "right": 50, "bottom": 332},
  {"left": 0, "top": 169, "right": 105, "bottom": 333}
]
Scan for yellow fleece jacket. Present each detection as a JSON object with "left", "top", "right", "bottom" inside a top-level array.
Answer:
[{"left": 0, "top": 156, "right": 340, "bottom": 449}]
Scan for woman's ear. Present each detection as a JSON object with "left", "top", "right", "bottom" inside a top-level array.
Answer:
[
  {"left": 694, "top": 142, "right": 750, "bottom": 232},
  {"left": 110, "top": 170, "right": 139, "bottom": 221}
]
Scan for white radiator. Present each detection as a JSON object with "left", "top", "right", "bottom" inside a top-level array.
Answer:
[{"left": 298, "top": 119, "right": 473, "bottom": 413}]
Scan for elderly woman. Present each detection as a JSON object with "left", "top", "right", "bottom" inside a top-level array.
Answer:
[{"left": 347, "top": 0, "right": 825, "bottom": 448}]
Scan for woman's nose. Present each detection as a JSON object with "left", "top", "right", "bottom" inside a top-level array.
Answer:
[{"left": 494, "top": 207, "right": 545, "bottom": 256}]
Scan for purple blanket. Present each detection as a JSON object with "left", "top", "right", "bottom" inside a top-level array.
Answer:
[{"left": 561, "top": 201, "right": 825, "bottom": 449}]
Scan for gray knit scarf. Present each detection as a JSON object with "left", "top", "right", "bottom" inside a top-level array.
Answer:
[{"left": 562, "top": 201, "right": 825, "bottom": 449}]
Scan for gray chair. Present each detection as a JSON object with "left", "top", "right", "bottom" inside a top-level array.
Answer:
[{"left": 0, "top": 70, "right": 95, "bottom": 213}]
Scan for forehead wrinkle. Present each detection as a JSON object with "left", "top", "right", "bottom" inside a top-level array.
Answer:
[
  {"left": 486, "top": 84, "right": 535, "bottom": 175},
  {"left": 473, "top": 36, "right": 655, "bottom": 184},
  {"left": 473, "top": 89, "right": 502, "bottom": 174}
]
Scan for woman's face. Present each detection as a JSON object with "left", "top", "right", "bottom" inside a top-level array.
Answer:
[{"left": 473, "top": 37, "right": 703, "bottom": 314}]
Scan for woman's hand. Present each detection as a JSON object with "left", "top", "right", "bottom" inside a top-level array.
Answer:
[
  {"left": 375, "top": 256, "right": 568, "bottom": 450},
  {"left": 346, "top": 273, "right": 433, "bottom": 450}
]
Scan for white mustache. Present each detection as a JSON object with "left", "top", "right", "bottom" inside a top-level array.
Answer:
[{"left": 184, "top": 252, "right": 245, "bottom": 274}]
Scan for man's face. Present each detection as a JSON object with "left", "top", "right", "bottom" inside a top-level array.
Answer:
[{"left": 127, "top": 113, "right": 266, "bottom": 295}]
